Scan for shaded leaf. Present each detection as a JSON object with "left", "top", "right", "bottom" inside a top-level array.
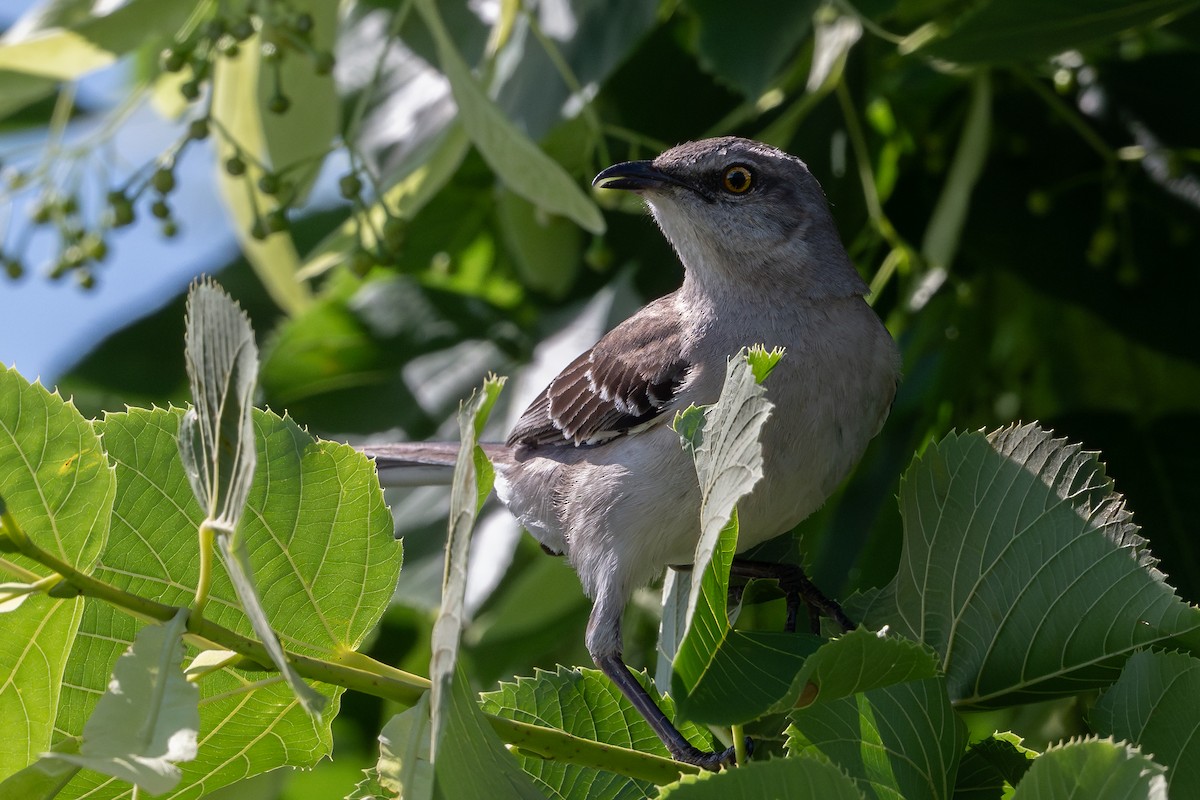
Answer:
[
  {"left": 657, "top": 755, "right": 865, "bottom": 799},
  {"left": 51, "top": 610, "right": 198, "bottom": 795},
  {"left": 480, "top": 666, "right": 713, "bottom": 800},
  {"left": 781, "top": 627, "right": 940, "bottom": 713},
  {"left": 865, "top": 423, "right": 1200, "bottom": 706},
  {"left": 921, "top": 0, "right": 1197, "bottom": 64},
  {"left": 787, "top": 675, "right": 967, "bottom": 800},
  {"left": 0, "top": 741, "right": 81, "bottom": 800},
  {"left": 685, "top": 0, "right": 820, "bottom": 98},
  {"left": 1092, "top": 650, "right": 1200, "bottom": 798},
  {"left": 953, "top": 732, "right": 1037, "bottom": 800},
  {"left": 413, "top": 0, "right": 605, "bottom": 235},
  {"left": 1009, "top": 738, "right": 1167, "bottom": 799}
]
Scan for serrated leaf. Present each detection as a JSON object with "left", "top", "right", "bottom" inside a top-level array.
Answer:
[
  {"left": 51, "top": 609, "right": 198, "bottom": 794},
  {"left": 179, "top": 279, "right": 325, "bottom": 716},
  {"left": 1092, "top": 650, "right": 1200, "bottom": 798},
  {"left": 433, "top": 667, "right": 546, "bottom": 800},
  {"left": 180, "top": 279, "right": 258, "bottom": 532},
  {"left": 378, "top": 694, "right": 433, "bottom": 800},
  {"left": 865, "top": 423, "right": 1200, "bottom": 706},
  {"left": 0, "top": 365, "right": 114, "bottom": 782},
  {"left": 1009, "top": 738, "right": 1167, "bottom": 800},
  {"left": 657, "top": 755, "right": 865, "bottom": 799},
  {"left": 413, "top": 0, "right": 605, "bottom": 235},
  {"left": 346, "top": 768, "right": 392, "bottom": 800},
  {"left": 431, "top": 376, "right": 505, "bottom": 756},
  {"left": 954, "top": 732, "right": 1037, "bottom": 800},
  {"left": 480, "top": 666, "right": 713, "bottom": 800},
  {"left": 780, "top": 627, "right": 941, "bottom": 713},
  {"left": 787, "top": 675, "right": 967, "bottom": 800},
  {"left": 55, "top": 405, "right": 398, "bottom": 799}
]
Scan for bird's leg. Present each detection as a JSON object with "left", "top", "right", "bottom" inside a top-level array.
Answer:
[
  {"left": 728, "top": 559, "right": 854, "bottom": 635},
  {"left": 586, "top": 598, "right": 738, "bottom": 770}
]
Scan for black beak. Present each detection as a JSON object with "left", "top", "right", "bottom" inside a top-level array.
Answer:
[{"left": 593, "top": 160, "right": 694, "bottom": 193}]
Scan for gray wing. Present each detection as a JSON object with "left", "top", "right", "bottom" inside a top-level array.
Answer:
[{"left": 506, "top": 296, "right": 691, "bottom": 448}]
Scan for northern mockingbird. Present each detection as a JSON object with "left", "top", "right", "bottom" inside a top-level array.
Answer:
[{"left": 366, "top": 137, "right": 900, "bottom": 769}]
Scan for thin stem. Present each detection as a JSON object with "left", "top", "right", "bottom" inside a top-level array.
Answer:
[
  {"left": 193, "top": 522, "right": 215, "bottom": 616},
  {"left": 343, "top": 0, "right": 415, "bottom": 147},
  {"left": 1, "top": 507, "right": 694, "bottom": 784},
  {"left": 732, "top": 723, "right": 749, "bottom": 765}
]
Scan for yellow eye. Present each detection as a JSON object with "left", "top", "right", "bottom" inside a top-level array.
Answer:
[{"left": 722, "top": 165, "right": 753, "bottom": 194}]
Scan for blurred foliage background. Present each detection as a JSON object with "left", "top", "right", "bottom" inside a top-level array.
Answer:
[{"left": 2, "top": 0, "right": 1199, "bottom": 795}]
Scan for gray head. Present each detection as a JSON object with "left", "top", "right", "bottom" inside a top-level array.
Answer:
[{"left": 594, "top": 137, "right": 867, "bottom": 299}]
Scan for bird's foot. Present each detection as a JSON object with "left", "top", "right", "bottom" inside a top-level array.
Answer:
[{"left": 671, "top": 737, "right": 752, "bottom": 771}]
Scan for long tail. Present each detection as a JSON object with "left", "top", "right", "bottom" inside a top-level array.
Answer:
[{"left": 359, "top": 442, "right": 506, "bottom": 487}]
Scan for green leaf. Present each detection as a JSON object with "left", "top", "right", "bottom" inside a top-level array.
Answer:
[
  {"left": 179, "top": 279, "right": 325, "bottom": 716},
  {"left": 657, "top": 755, "right": 865, "bottom": 799},
  {"left": 0, "top": 0, "right": 195, "bottom": 119},
  {"left": 433, "top": 667, "right": 546, "bottom": 800},
  {"left": 0, "top": 366, "right": 114, "bottom": 782},
  {"left": 671, "top": 351, "right": 810, "bottom": 724},
  {"left": 787, "top": 675, "right": 967, "bottom": 800},
  {"left": 953, "top": 732, "right": 1037, "bottom": 800},
  {"left": 378, "top": 694, "right": 433, "bottom": 800},
  {"left": 211, "top": 0, "right": 338, "bottom": 314},
  {"left": 179, "top": 279, "right": 258, "bottom": 532},
  {"left": 55, "top": 406, "right": 398, "bottom": 798},
  {"left": 50, "top": 609, "right": 199, "bottom": 795},
  {"left": 685, "top": 0, "right": 821, "bottom": 98},
  {"left": 0, "top": 741, "right": 81, "bottom": 800},
  {"left": 865, "top": 423, "right": 1200, "bottom": 706},
  {"left": 781, "top": 627, "right": 940, "bottom": 713},
  {"left": 413, "top": 0, "right": 605, "bottom": 235},
  {"left": 1092, "top": 650, "right": 1200, "bottom": 798},
  {"left": 480, "top": 666, "right": 713, "bottom": 800},
  {"left": 919, "top": 0, "right": 1197, "bottom": 64},
  {"left": 346, "top": 768, "right": 391, "bottom": 800},
  {"left": 1009, "top": 738, "right": 1167, "bottom": 799},
  {"left": 495, "top": 188, "right": 583, "bottom": 299},
  {"left": 431, "top": 376, "right": 505, "bottom": 754}
]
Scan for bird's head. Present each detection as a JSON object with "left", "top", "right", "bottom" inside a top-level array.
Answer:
[{"left": 594, "top": 137, "right": 866, "bottom": 299}]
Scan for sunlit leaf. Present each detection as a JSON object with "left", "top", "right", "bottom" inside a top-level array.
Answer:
[
  {"left": 0, "top": 366, "right": 114, "bottom": 782},
  {"left": 55, "top": 406, "right": 398, "bottom": 799},
  {"left": 953, "top": 732, "right": 1037, "bottom": 800}
]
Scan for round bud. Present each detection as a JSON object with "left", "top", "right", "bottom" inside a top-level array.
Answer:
[
  {"left": 339, "top": 173, "right": 363, "bottom": 199},
  {"left": 225, "top": 155, "right": 247, "bottom": 176},
  {"left": 267, "top": 94, "right": 290, "bottom": 114},
  {"left": 151, "top": 199, "right": 171, "bottom": 219},
  {"left": 188, "top": 118, "right": 210, "bottom": 140},
  {"left": 180, "top": 80, "right": 201, "bottom": 102},
  {"left": 231, "top": 19, "right": 254, "bottom": 41},
  {"left": 152, "top": 167, "right": 176, "bottom": 194},
  {"left": 257, "top": 173, "right": 281, "bottom": 195},
  {"left": 162, "top": 220, "right": 179, "bottom": 238},
  {"left": 313, "top": 51, "right": 335, "bottom": 75}
]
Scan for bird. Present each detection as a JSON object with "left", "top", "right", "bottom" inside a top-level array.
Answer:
[{"left": 365, "top": 136, "right": 900, "bottom": 770}]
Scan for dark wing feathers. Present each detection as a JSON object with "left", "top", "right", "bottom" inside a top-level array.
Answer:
[{"left": 506, "top": 297, "right": 690, "bottom": 448}]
